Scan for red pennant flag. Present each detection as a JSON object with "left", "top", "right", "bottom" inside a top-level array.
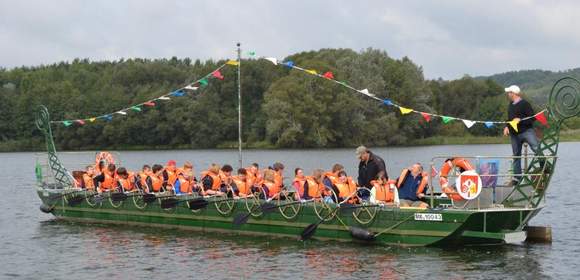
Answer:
[
  {"left": 212, "top": 70, "right": 224, "bottom": 80},
  {"left": 431, "top": 166, "right": 438, "bottom": 177},
  {"left": 535, "top": 111, "right": 548, "bottom": 126},
  {"left": 322, "top": 71, "right": 334, "bottom": 79},
  {"left": 76, "top": 119, "right": 85, "bottom": 125},
  {"left": 421, "top": 112, "right": 431, "bottom": 122},
  {"left": 143, "top": 101, "right": 156, "bottom": 107}
]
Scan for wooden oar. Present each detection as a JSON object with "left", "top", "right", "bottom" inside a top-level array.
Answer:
[
  {"left": 160, "top": 196, "right": 228, "bottom": 209},
  {"left": 110, "top": 192, "right": 156, "bottom": 203}
]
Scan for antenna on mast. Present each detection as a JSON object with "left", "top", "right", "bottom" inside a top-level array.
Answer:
[{"left": 237, "top": 42, "right": 243, "bottom": 169}]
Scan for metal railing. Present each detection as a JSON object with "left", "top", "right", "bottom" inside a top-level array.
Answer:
[{"left": 428, "top": 153, "right": 556, "bottom": 210}]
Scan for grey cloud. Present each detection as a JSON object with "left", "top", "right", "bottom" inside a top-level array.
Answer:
[{"left": 0, "top": 0, "right": 579, "bottom": 79}]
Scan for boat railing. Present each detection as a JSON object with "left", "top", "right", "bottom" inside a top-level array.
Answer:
[
  {"left": 428, "top": 153, "right": 557, "bottom": 210},
  {"left": 35, "top": 151, "right": 122, "bottom": 189}
]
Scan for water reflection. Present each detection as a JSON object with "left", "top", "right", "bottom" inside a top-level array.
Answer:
[{"left": 33, "top": 220, "right": 552, "bottom": 279}]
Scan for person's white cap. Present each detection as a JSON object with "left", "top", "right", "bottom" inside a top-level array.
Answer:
[{"left": 504, "top": 85, "right": 521, "bottom": 94}]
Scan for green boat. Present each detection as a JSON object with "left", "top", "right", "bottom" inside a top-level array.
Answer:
[{"left": 34, "top": 77, "right": 580, "bottom": 247}]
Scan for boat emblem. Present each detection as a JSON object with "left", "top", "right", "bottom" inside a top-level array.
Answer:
[{"left": 455, "top": 170, "right": 482, "bottom": 200}]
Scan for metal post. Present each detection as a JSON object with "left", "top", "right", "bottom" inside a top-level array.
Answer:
[
  {"left": 523, "top": 143, "right": 528, "bottom": 173},
  {"left": 237, "top": 42, "right": 243, "bottom": 169}
]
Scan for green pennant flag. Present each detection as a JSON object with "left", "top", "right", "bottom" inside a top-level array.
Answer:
[
  {"left": 199, "top": 78, "right": 208, "bottom": 86},
  {"left": 63, "top": 121, "right": 73, "bottom": 127},
  {"left": 131, "top": 106, "right": 142, "bottom": 112},
  {"left": 338, "top": 81, "right": 348, "bottom": 86},
  {"left": 247, "top": 51, "right": 256, "bottom": 56},
  {"left": 442, "top": 116, "right": 453, "bottom": 124}
]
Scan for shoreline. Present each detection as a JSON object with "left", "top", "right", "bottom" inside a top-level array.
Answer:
[{"left": 3, "top": 134, "right": 580, "bottom": 153}]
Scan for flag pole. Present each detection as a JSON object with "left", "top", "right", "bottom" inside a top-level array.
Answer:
[{"left": 237, "top": 42, "right": 243, "bottom": 169}]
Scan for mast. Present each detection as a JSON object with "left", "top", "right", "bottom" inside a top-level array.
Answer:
[{"left": 237, "top": 42, "right": 243, "bottom": 169}]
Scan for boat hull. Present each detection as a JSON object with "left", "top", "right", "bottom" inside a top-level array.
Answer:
[{"left": 38, "top": 188, "right": 538, "bottom": 247}]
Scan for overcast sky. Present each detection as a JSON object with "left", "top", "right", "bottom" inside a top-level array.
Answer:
[{"left": 1, "top": 0, "right": 579, "bottom": 79}]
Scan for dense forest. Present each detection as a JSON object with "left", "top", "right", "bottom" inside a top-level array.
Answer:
[{"left": 0, "top": 48, "right": 565, "bottom": 152}]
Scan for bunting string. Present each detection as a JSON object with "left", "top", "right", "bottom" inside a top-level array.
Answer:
[
  {"left": 259, "top": 56, "right": 549, "bottom": 129},
  {"left": 52, "top": 60, "right": 239, "bottom": 126}
]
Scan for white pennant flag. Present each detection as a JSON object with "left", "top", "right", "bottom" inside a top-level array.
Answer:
[
  {"left": 264, "top": 57, "right": 278, "bottom": 65},
  {"left": 117, "top": 111, "right": 127, "bottom": 115},
  {"left": 359, "top": 88, "right": 376, "bottom": 97},
  {"left": 184, "top": 85, "right": 199, "bottom": 91},
  {"left": 158, "top": 96, "right": 171, "bottom": 100},
  {"left": 462, "top": 119, "right": 476, "bottom": 128}
]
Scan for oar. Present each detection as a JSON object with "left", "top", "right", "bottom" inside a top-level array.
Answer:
[
  {"left": 300, "top": 205, "right": 343, "bottom": 241},
  {"left": 339, "top": 203, "right": 382, "bottom": 214},
  {"left": 349, "top": 213, "right": 416, "bottom": 242},
  {"left": 68, "top": 191, "right": 102, "bottom": 206},
  {"left": 159, "top": 196, "right": 223, "bottom": 209},
  {"left": 110, "top": 191, "right": 156, "bottom": 203}
]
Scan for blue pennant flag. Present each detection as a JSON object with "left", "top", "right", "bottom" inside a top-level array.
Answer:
[
  {"left": 484, "top": 121, "right": 494, "bottom": 128},
  {"left": 383, "top": 99, "right": 393, "bottom": 106},
  {"left": 283, "top": 61, "right": 294, "bottom": 68},
  {"left": 104, "top": 114, "right": 113, "bottom": 122},
  {"left": 171, "top": 90, "right": 185, "bottom": 97}
]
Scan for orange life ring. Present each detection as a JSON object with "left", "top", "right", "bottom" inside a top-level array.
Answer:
[
  {"left": 439, "top": 158, "right": 474, "bottom": 201},
  {"left": 95, "top": 152, "right": 115, "bottom": 167}
]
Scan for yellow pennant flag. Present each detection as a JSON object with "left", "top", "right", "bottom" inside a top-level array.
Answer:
[
  {"left": 226, "top": 60, "right": 239, "bottom": 66},
  {"left": 89, "top": 117, "right": 96, "bottom": 122},
  {"left": 399, "top": 107, "right": 413, "bottom": 115},
  {"left": 508, "top": 119, "right": 520, "bottom": 132},
  {"left": 305, "top": 69, "right": 317, "bottom": 75}
]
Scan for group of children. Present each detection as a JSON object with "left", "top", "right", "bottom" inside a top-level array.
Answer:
[{"left": 72, "top": 154, "right": 428, "bottom": 208}]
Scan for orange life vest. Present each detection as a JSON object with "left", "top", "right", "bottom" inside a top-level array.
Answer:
[
  {"left": 305, "top": 177, "right": 324, "bottom": 199},
  {"left": 323, "top": 171, "right": 339, "bottom": 186},
  {"left": 274, "top": 172, "right": 283, "bottom": 188},
  {"left": 149, "top": 174, "right": 163, "bottom": 192},
  {"left": 118, "top": 177, "right": 135, "bottom": 192},
  {"left": 439, "top": 158, "right": 474, "bottom": 201},
  {"left": 201, "top": 170, "right": 222, "bottom": 191},
  {"left": 100, "top": 170, "right": 116, "bottom": 191},
  {"left": 138, "top": 171, "right": 150, "bottom": 188},
  {"left": 263, "top": 181, "right": 281, "bottom": 198},
  {"left": 292, "top": 177, "right": 307, "bottom": 198},
  {"left": 233, "top": 176, "right": 250, "bottom": 196},
  {"left": 164, "top": 167, "right": 178, "bottom": 186},
  {"left": 82, "top": 173, "right": 95, "bottom": 190},
  {"left": 371, "top": 180, "right": 394, "bottom": 202},
  {"left": 335, "top": 177, "right": 357, "bottom": 199},
  {"left": 178, "top": 174, "right": 193, "bottom": 194}
]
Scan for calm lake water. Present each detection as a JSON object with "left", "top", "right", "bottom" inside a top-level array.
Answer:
[{"left": 1, "top": 143, "right": 579, "bottom": 279}]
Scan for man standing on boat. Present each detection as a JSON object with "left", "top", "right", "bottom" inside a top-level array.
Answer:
[
  {"left": 503, "top": 85, "right": 540, "bottom": 185},
  {"left": 356, "top": 146, "right": 387, "bottom": 199}
]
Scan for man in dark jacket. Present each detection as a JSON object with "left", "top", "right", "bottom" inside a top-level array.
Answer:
[
  {"left": 356, "top": 146, "right": 387, "bottom": 199},
  {"left": 503, "top": 85, "right": 540, "bottom": 184}
]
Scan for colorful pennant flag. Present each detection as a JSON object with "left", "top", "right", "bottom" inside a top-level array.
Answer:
[
  {"left": 247, "top": 51, "right": 256, "bottom": 56},
  {"left": 442, "top": 116, "right": 453, "bottom": 124},
  {"left": 421, "top": 112, "right": 431, "bottom": 122},
  {"left": 535, "top": 111, "right": 548, "bottom": 126},
  {"left": 117, "top": 111, "right": 127, "bottom": 115},
  {"left": 76, "top": 119, "right": 85, "bottom": 125},
  {"left": 508, "top": 119, "right": 520, "bottom": 132},
  {"left": 184, "top": 85, "right": 199, "bottom": 91},
  {"left": 212, "top": 70, "right": 224, "bottom": 80},
  {"left": 226, "top": 59, "right": 239, "bottom": 66},
  {"left": 399, "top": 107, "right": 413, "bottom": 115},
  {"left": 89, "top": 117, "right": 96, "bottom": 122},
  {"left": 171, "top": 90, "right": 185, "bottom": 97},
  {"left": 484, "top": 121, "right": 494, "bottom": 128},
  {"left": 265, "top": 57, "right": 278, "bottom": 65},
  {"left": 131, "top": 106, "right": 142, "bottom": 112},
  {"left": 158, "top": 96, "right": 171, "bottom": 101},
  {"left": 305, "top": 69, "right": 317, "bottom": 75},
  {"left": 104, "top": 115, "right": 113, "bottom": 121},
  {"left": 383, "top": 99, "right": 393, "bottom": 106},
  {"left": 462, "top": 119, "right": 476, "bottom": 128},
  {"left": 283, "top": 61, "right": 294, "bottom": 68},
  {"left": 63, "top": 121, "right": 72, "bottom": 127},
  {"left": 322, "top": 71, "right": 334, "bottom": 79},
  {"left": 199, "top": 78, "right": 209, "bottom": 87},
  {"left": 143, "top": 101, "right": 155, "bottom": 107}
]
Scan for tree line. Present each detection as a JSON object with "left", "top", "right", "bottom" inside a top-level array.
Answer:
[{"left": 0, "top": 48, "right": 522, "bottom": 151}]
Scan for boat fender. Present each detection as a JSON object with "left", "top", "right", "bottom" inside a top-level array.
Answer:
[
  {"left": 39, "top": 204, "right": 54, "bottom": 213},
  {"left": 349, "top": 226, "right": 376, "bottom": 242}
]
